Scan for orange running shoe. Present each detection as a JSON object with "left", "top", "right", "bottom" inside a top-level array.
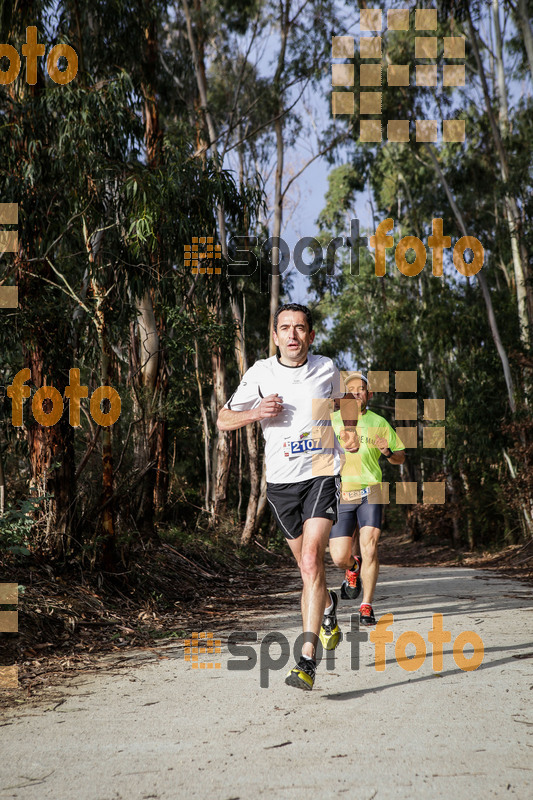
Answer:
[
  {"left": 360, "top": 603, "right": 376, "bottom": 626},
  {"left": 340, "top": 556, "right": 362, "bottom": 600}
]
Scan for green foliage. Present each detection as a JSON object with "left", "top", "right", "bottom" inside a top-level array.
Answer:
[
  {"left": 1, "top": 0, "right": 531, "bottom": 562},
  {"left": 317, "top": 164, "right": 365, "bottom": 232},
  {"left": 0, "top": 497, "right": 51, "bottom": 555},
  {"left": 0, "top": 0, "right": 268, "bottom": 558}
]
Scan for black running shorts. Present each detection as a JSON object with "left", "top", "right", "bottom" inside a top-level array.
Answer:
[
  {"left": 266, "top": 476, "right": 340, "bottom": 540},
  {"left": 330, "top": 496, "right": 383, "bottom": 538}
]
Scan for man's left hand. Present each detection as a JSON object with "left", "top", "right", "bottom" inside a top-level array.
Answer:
[{"left": 375, "top": 435, "right": 391, "bottom": 455}]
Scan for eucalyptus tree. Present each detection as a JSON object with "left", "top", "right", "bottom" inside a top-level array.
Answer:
[
  {"left": 0, "top": 0, "right": 253, "bottom": 563},
  {"left": 309, "top": 0, "right": 533, "bottom": 546}
]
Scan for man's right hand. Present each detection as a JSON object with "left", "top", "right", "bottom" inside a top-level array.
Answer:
[
  {"left": 340, "top": 428, "right": 360, "bottom": 453},
  {"left": 217, "top": 393, "right": 283, "bottom": 431},
  {"left": 257, "top": 393, "right": 284, "bottom": 420}
]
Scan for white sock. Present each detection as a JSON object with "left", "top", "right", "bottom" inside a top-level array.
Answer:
[{"left": 324, "top": 592, "right": 334, "bottom": 614}]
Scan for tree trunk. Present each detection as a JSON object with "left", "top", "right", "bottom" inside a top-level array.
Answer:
[
  {"left": 268, "top": 1, "right": 290, "bottom": 356},
  {"left": 153, "top": 408, "right": 168, "bottom": 519},
  {"left": 255, "top": 456, "right": 269, "bottom": 532},
  {"left": 424, "top": 144, "right": 517, "bottom": 415},
  {"left": 259, "top": 1, "right": 291, "bottom": 525},
  {"left": 460, "top": 469, "right": 475, "bottom": 550},
  {"left": 502, "top": 447, "right": 533, "bottom": 537},
  {"left": 131, "top": 291, "right": 159, "bottom": 534},
  {"left": 22, "top": 343, "right": 76, "bottom": 557},
  {"left": 210, "top": 297, "right": 230, "bottom": 519},
  {"left": 268, "top": 113, "right": 284, "bottom": 356},
  {"left": 230, "top": 291, "right": 261, "bottom": 544},
  {"left": 211, "top": 385, "right": 231, "bottom": 520},
  {"left": 139, "top": 6, "right": 168, "bottom": 530},
  {"left": 11, "top": 12, "right": 75, "bottom": 558},
  {"left": 182, "top": 0, "right": 234, "bottom": 521},
  {"left": 85, "top": 220, "right": 116, "bottom": 567},
  {"left": 240, "top": 426, "right": 261, "bottom": 544},
  {"left": 447, "top": 473, "right": 462, "bottom": 548},
  {"left": 467, "top": 4, "right": 531, "bottom": 345},
  {"left": 0, "top": 436, "right": 5, "bottom": 516},
  {"left": 493, "top": 0, "right": 533, "bottom": 332},
  {"left": 514, "top": 0, "right": 533, "bottom": 80},
  {"left": 195, "top": 338, "right": 211, "bottom": 511}
]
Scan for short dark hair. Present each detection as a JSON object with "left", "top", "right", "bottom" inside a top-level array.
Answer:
[{"left": 273, "top": 303, "right": 313, "bottom": 333}]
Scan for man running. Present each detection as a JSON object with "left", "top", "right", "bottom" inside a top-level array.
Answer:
[
  {"left": 330, "top": 372, "right": 405, "bottom": 625},
  {"left": 217, "top": 303, "right": 358, "bottom": 690}
]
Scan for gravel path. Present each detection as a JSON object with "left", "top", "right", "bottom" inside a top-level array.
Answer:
[{"left": 1, "top": 565, "right": 532, "bottom": 799}]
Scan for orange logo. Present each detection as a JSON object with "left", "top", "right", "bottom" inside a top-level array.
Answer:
[{"left": 0, "top": 27, "right": 78, "bottom": 86}]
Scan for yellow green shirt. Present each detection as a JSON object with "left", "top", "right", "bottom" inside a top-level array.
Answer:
[{"left": 331, "top": 408, "right": 405, "bottom": 490}]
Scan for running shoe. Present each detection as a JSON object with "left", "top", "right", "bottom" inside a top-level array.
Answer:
[
  {"left": 360, "top": 603, "right": 376, "bottom": 626},
  {"left": 285, "top": 656, "right": 316, "bottom": 690},
  {"left": 319, "top": 590, "right": 342, "bottom": 650},
  {"left": 340, "top": 556, "right": 362, "bottom": 600}
]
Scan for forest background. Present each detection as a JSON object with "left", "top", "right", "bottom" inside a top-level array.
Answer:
[{"left": 1, "top": 0, "right": 533, "bottom": 601}]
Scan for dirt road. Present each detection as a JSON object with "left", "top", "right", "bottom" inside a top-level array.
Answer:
[{"left": 1, "top": 565, "right": 532, "bottom": 799}]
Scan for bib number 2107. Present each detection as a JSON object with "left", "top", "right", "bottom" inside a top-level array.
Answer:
[{"left": 283, "top": 438, "right": 322, "bottom": 457}]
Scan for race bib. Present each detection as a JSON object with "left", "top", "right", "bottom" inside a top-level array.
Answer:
[
  {"left": 342, "top": 487, "right": 370, "bottom": 501},
  {"left": 283, "top": 438, "right": 323, "bottom": 458}
]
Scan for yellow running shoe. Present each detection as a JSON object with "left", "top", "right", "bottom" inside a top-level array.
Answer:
[
  {"left": 285, "top": 656, "right": 316, "bottom": 690},
  {"left": 319, "top": 590, "right": 342, "bottom": 650}
]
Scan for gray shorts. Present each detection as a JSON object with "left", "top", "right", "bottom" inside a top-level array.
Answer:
[{"left": 330, "top": 495, "right": 382, "bottom": 537}]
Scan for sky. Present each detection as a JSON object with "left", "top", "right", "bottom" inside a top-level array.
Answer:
[{"left": 221, "top": 1, "right": 530, "bottom": 310}]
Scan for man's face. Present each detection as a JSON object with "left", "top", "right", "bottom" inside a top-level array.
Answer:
[
  {"left": 273, "top": 310, "right": 315, "bottom": 365},
  {"left": 346, "top": 379, "right": 371, "bottom": 411}
]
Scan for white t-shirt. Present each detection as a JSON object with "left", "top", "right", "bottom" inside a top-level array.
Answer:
[{"left": 225, "top": 354, "right": 345, "bottom": 484}]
